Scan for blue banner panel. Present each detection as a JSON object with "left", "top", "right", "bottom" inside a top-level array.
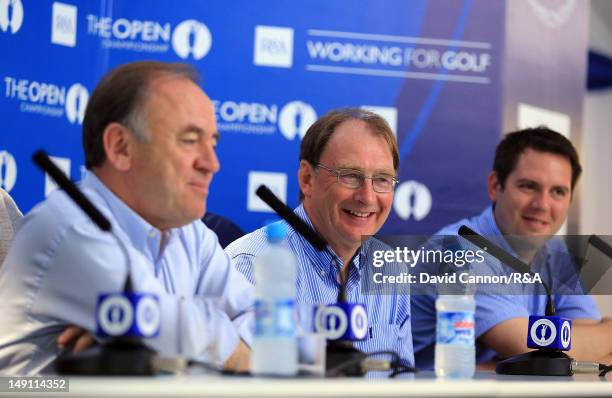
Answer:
[{"left": 0, "top": 0, "right": 504, "bottom": 235}]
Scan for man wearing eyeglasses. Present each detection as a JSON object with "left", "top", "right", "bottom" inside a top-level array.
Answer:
[{"left": 226, "top": 108, "right": 414, "bottom": 368}]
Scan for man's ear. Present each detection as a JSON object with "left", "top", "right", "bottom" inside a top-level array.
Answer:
[
  {"left": 298, "top": 160, "right": 315, "bottom": 198},
  {"left": 102, "top": 122, "right": 134, "bottom": 171},
  {"left": 487, "top": 171, "right": 501, "bottom": 202}
]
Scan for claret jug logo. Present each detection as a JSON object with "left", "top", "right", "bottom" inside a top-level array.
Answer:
[
  {"left": 0, "top": 0, "right": 23, "bottom": 34},
  {"left": 213, "top": 99, "right": 317, "bottom": 139},
  {"left": 278, "top": 101, "right": 317, "bottom": 140},
  {"left": 171, "top": 19, "right": 211, "bottom": 60},
  {"left": 393, "top": 180, "right": 432, "bottom": 221},
  {"left": 65, "top": 83, "right": 89, "bottom": 124},
  {"left": 530, "top": 318, "right": 556, "bottom": 347}
]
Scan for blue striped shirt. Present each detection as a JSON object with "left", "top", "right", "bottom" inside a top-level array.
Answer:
[
  {"left": 226, "top": 204, "right": 414, "bottom": 367},
  {"left": 411, "top": 206, "right": 601, "bottom": 369}
]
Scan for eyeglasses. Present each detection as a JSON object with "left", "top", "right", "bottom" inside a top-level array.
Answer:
[{"left": 315, "top": 163, "right": 398, "bottom": 193}]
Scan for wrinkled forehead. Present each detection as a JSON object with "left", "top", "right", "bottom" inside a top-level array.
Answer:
[
  {"left": 148, "top": 76, "right": 212, "bottom": 110},
  {"left": 142, "top": 76, "right": 216, "bottom": 131},
  {"left": 322, "top": 120, "right": 395, "bottom": 171}
]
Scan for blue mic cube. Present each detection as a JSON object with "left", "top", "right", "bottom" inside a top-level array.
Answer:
[
  {"left": 527, "top": 315, "right": 572, "bottom": 351},
  {"left": 96, "top": 292, "right": 161, "bottom": 338},
  {"left": 315, "top": 302, "right": 368, "bottom": 341}
]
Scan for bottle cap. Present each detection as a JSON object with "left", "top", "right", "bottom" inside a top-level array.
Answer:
[{"left": 265, "top": 221, "right": 287, "bottom": 242}]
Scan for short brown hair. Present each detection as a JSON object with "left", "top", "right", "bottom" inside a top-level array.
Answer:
[
  {"left": 82, "top": 61, "right": 200, "bottom": 169},
  {"left": 494, "top": 126, "right": 582, "bottom": 190},
  {"left": 299, "top": 108, "right": 399, "bottom": 199}
]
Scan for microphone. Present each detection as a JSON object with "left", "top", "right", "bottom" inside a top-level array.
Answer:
[
  {"left": 32, "top": 151, "right": 110, "bottom": 231},
  {"left": 255, "top": 185, "right": 370, "bottom": 376},
  {"left": 457, "top": 225, "right": 574, "bottom": 376},
  {"left": 255, "top": 185, "right": 327, "bottom": 250},
  {"left": 458, "top": 225, "right": 555, "bottom": 316},
  {"left": 589, "top": 235, "right": 612, "bottom": 261},
  {"left": 32, "top": 150, "right": 160, "bottom": 375}
]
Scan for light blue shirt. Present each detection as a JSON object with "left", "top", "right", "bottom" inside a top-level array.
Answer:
[
  {"left": 0, "top": 172, "right": 254, "bottom": 375},
  {"left": 226, "top": 205, "right": 414, "bottom": 367},
  {"left": 411, "top": 206, "right": 601, "bottom": 369}
]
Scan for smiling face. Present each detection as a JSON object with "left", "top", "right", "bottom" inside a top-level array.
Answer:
[
  {"left": 127, "top": 75, "right": 220, "bottom": 230},
  {"left": 489, "top": 148, "right": 572, "bottom": 240},
  {"left": 299, "top": 119, "right": 395, "bottom": 261}
]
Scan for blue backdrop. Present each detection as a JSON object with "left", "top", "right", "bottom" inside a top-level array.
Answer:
[{"left": 0, "top": 0, "right": 505, "bottom": 234}]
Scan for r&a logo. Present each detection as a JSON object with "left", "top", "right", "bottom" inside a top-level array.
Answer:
[
  {"left": 51, "top": 2, "right": 77, "bottom": 47},
  {"left": 361, "top": 106, "right": 398, "bottom": 138},
  {"left": 247, "top": 171, "right": 287, "bottom": 213},
  {"left": 253, "top": 25, "right": 294, "bottom": 68}
]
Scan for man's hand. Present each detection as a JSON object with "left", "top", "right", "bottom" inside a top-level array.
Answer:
[
  {"left": 57, "top": 326, "right": 97, "bottom": 353},
  {"left": 223, "top": 340, "right": 250, "bottom": 373}
]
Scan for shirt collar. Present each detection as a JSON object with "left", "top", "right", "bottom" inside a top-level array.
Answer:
[
  {"left": 479, "top": 204, "right": 553, "bottom": 266},
  {"left": 81, "top": 171, "right": 169, "bottom": 256}
]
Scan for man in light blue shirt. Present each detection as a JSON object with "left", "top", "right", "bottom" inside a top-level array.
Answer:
[
  {"left": 0, "top": 61, "right": 253, "bottom": 375},
  {"left": 226, "top": 109, "right": 414, "bottom": 367},
  {"left": 411, "top": 127, "right": 612, "bottom": 369}
]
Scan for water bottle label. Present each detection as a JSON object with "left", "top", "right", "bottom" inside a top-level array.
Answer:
[
  {"left": 436, "top": 311, "right": 475, "bottom": 345},
  {"left": 255, "top": 299, "right": 295, "bottom": 337}
]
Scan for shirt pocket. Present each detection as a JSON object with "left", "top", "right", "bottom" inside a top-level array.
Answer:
[{"left": 354, "top": 323, "right": 400, "bottom": 356}]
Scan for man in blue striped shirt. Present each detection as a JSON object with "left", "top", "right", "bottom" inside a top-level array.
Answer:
[{"left": 226, "top": 108, "right": 414, "bottom": 367}]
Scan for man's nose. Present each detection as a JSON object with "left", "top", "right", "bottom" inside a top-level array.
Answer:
[
  {"left": 354, "top": 178, "right": 377, "bottom": 204},
  {"left": 197, "top": 142, "right": 220, "bottom": 173},
  {"left": 530, "top": 191, "right": 551, "bottom": 211}
]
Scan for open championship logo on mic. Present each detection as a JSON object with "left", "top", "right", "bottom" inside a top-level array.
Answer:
[
  {"left": 96, "top": 293, "right": 161, "bottom": 338},
  {"left": 0, "top": 150, "right": 17, "bottom": 192},
  {"left": 171, "top": 20, "right": 211, "bottom": 60},
  {"left": 530, "top": 318, "right": 556, "bottom": 347},
  {"left": 560, "top": 320, "right": 571, "bottom": 349},
  {"left": 65, "top": 83, "right": 89, "bottom": 124},
  {"left": 393, "top": 180, "right": 432, "bottom": 221},
  {"left": 315, "top": 303, "right": 367, "bottom": 340},
  {"left": 278, "top": 101, "right": 317, "bottom": 140},
  {"left": 0, "top": 0, "right": 24, "bottom": 34},
  {"left": 98, "top": 295, "right": 133, "bottom": 336}
]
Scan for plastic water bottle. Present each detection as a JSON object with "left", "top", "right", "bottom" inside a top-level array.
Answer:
[
  {"left": 434, "top": 294, "right": 476, "bottom": 378},
  {"left": 252, "top": 222, "right": 298, "bottom": 376}
]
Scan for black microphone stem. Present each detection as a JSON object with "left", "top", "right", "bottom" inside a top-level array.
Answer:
[
  {"left": 33, "top": 150, "right": 134, "bottom": 292},
  {"left": 458, "top": 225, "right": 556, "bottom": 316},
  {"left": 589, "top": 235, "right": 612, "bottom": 260},
  {"left": 33, "top": 150, "right": 111, "bottom": 232},
  {"left": 255, "top": 185, "right": 327, "bottom": 251}
]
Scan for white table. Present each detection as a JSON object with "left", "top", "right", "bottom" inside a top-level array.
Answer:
[{"left": 3, "top": 371, "right": 612, "bottom": 398}]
